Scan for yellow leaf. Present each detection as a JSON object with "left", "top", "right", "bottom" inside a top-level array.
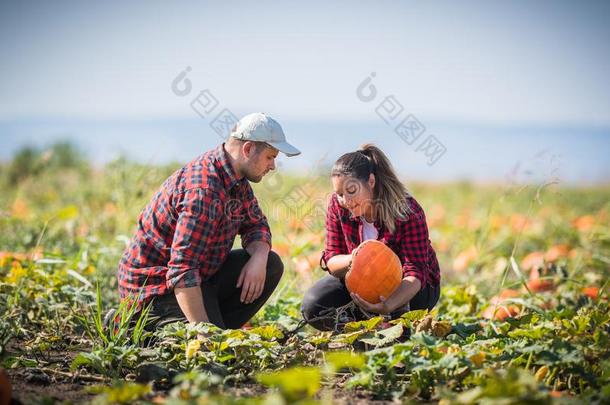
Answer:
[
  {"left": 57, "top": 205, "right": 79, "bottom": 220},
  {"left": 448, "top": 345, "right": 461, "bottom": 354},
  {"left": 6, "top": 261, "right": 26, "bottom": 284},
  {"left": 535, "top": 366, "right": 549, "bottom": 382},
  {"left": 432, "top": 320, "right": 452, "bottom": 337},
  {"left": 185, "top": 339, "right": 201, "bottom": 360},
  {"left": 469, "top": 352, "right": 486, "bottom": 367}
]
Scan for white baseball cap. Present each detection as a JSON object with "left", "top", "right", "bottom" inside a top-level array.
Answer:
[{"left": 230, "top": 112, "right": 301, "bottom": 157}]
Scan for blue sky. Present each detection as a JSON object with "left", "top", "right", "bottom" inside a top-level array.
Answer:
[
  {"left": 1, "top": 1, "right": 609, "bottom": 184},
  {"left": 1, "top": 0, "right": 609, "bottom": 125}
]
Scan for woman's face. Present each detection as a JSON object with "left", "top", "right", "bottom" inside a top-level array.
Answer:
[{"left": 332, "top": 174, "right": 375, "bottom": 218}]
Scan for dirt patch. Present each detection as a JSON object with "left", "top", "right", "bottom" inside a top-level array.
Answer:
[{"left": 8, "top": 368, "right": 97, "bottom": 404}]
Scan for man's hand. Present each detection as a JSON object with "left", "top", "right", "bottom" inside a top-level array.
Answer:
[
  {"left": 351, "top": 293, "right": 391, "bottom": 315},
  {"left": 237, "top": 252, "right": 268, "bottom": 304}
]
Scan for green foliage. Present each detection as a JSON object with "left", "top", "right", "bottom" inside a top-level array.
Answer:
[
  {"left": 257, "top": 367, "right": 321, "bottom": 402},
  {"left": 5, "top": 141, "right": 88, "bottom": 185},
  {"left": 88, "top": 382, "right": 152, "bottom": 405},
  {"left": 0, "top": 146, "right": 609, "bottom": 403}
]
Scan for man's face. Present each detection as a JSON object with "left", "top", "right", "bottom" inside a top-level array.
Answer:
[{"left": 243, "top": 143, "right": 279, "bottom": 183}]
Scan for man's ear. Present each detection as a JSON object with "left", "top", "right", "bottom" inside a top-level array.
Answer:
[
  {"left": 368, "top": 173, "right": 376, "bottom": 190},
  {"left": 242, "top": 141, "right": 255, "bottom": 159}
]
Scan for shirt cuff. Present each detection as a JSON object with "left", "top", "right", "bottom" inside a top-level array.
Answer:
[
  {"left": 320, "top": 250, "right": 342, "bottom": 272},
  {"left": 166, "top": 267, "right": 203, "bottom": 290},
  {"left": 403, "top": 265, "right": 427, "bottom": 288},
  {"left": 241, "top": 231, "right": 272, "bottom": 250}
]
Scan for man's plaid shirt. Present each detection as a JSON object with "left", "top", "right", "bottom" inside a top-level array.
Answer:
[
  {"left": 321, "top": 193, "right": 441, "bottom": 289},
  {"left": 118, "top": 144, "right": 272, "bottom": 304}
]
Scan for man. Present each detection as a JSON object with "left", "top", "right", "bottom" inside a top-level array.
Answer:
[{"left": 117, "top": 112, "right": 301, "bottom": 330}]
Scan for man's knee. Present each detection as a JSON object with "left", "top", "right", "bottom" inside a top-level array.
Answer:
[{"left": 267, "top": 250, "right": 284, "bottom": 282}]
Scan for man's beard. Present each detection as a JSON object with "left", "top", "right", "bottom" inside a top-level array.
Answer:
[{"left": 243, "top": 168, "right": 264, "bottom": 183}]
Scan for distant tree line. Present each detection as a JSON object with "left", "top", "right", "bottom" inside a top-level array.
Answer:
[{"left": 2, "top": 141, "right": 89, "bottom": 185}]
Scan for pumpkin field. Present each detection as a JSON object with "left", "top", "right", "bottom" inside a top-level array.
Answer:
[{"left": 0, "top": 143, "right": 609, "bottom": 404}]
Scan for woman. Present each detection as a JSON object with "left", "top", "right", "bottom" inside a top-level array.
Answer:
[{"left": 302, "top": 144, "right": 441, "bottom": 331}]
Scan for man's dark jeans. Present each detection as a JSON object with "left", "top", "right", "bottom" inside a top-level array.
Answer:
[{"left": 144, "top": 249, "right": 284, "bottom": 331}]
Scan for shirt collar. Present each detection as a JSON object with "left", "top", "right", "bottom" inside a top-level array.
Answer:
[{"left": 213, "top": 143, "right": 243, "bottom": 191}]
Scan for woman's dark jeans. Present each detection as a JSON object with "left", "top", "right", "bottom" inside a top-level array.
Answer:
[
  {"left": 301, "top": 275, "right": 440, "bottom": 331},
  {"left": 144, "top": 249, "right": 284, "bottom": 331}
]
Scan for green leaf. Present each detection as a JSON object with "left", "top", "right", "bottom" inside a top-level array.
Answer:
[
  {"left": 71, "top": 352, "right": 97, "bottom": 371},
  {"left": 325, "top": 351, "right": 365, "bottom": 372},
  {"left": 332, "top": 330, "right": 368, "bottom": 345},
  {"left": 307, "top": 332, "right": 332, "bottom": 346},
  {"left": 507, "top": 326, "right": 549, "bottom": 340},
  {"left": 257, "top": 366, "right": 321, "bottom": 401},
  {"left": 248, "top": 325, "right": 285, "bottom": 340},
  {"left": 56, "top": 205, "right": 79, "bottom": 220},
  {"left": 394, "top": 309, "right": 429, "bottom": 327},
  {"left": 343, "top": 316, "right": 383, "bottom": 332},
  {"left": 361, "top": 324, "right": 404, "bottom": 347},
  {"left": 87, "top": 382, "right": 151, "bottom": 404}
]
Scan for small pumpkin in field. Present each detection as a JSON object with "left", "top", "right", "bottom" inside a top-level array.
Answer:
[
  {"left": 527, "top": 266, "right": 555, "bottom": 293},
  {"left": 346, "top": 240, "right": 402, "bottom": 304},
  {"left": 499, "top": 289, "right": 520, "bottom": 299},
  {"left": 482, "top": 291, "right": 522, "bottom": 321},
  {"left": 527, "top": 278, "right": 555, "bottom": 293},
  {"left": 582, "top": 286, "right": 599, "bottom": 300},
  {"left": 545, "top": 244, "right": 570, "bottom": 262},
  {"left": 482, "top": 304, "right": 521, "bottom": 321}
]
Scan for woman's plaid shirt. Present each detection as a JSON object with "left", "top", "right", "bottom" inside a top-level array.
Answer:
[
  {"left": 321, "top": 193, "right": 441, "bottom": 288},
  {"left": 118, "top": 144, "right": 272, "bottom": 304}
]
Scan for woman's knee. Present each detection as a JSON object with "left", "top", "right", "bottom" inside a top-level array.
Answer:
[
  {"left": 301, "top": 275, "right": 347, "bottom": 321},
  {"left": 301, "top": 286, "right": 338, "bottom": 331},
  {"left": 409, "top": 283, "right": 441, "bottom": 311},
  {"left": 301, "top": 288, "right": 320, "bottom": 321}
]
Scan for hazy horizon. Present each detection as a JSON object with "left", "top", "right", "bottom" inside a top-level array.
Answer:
[{"left": 2, "top": 116, "right": 609, "bottom": 186}]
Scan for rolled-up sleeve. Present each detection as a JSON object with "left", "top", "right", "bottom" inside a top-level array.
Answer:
[
  {"left": 166, "top": 188, "right": 221, "bottom": 290},
  {"left": 397, "top": 204, "right": 431, "bottom": 287},
  {"left": 321, "top": 194, "right": 348, "bottom": 271},
  {"left": 238, "top": 185, "right": 272, "bottom": 249}
]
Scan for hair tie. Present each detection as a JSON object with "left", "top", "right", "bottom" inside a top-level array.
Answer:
[{"left": 357, "top": 150, "right": 375, "bottom": 173}]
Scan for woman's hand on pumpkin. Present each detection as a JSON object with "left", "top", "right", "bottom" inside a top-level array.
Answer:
[{"left": 351, "top": 293, "right": 390, "bottom": 315}]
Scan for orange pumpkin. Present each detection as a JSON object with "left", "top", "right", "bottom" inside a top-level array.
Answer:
[
  {"left": 499, "top": 289, "right": 521, "bottom": 299},
  {"left": 544, "top": 244, "right": 570, "bottom": 262},
  {"left": 527, "top": 278, "right": 555, "bottom": 293},
  {"left": 346, "top": 240, "right": 402, "bottom": 304},
  {"left": 482, "top": 292, "right": 522, "bottom": 321},
  {"left": 482, "top": 303, "right": 521, "bottom": 321},
  {"left": 527, "top": 266, "right": 556, "bottom": 293},
  {"left": 582, "top": 287, "right": 599, "bottom": 300}
]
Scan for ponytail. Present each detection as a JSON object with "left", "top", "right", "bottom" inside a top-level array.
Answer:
[{"left": 331, "top": 143, "right": 412, "bottom": 233}]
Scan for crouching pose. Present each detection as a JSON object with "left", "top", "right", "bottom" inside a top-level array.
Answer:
[
  {"left": 302, "top": 144, "right": 441, "bottom": 331},
  {"left": 118, "top": 113, "right": 300, "bottom": 330}
]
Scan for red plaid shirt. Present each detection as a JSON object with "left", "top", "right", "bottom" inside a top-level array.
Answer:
[
  {"left": 321, "top": 193, "right": 441, "bottom": 288},
  {"left": 118, "top": 144, "right": 272, "bottom": 304}
]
